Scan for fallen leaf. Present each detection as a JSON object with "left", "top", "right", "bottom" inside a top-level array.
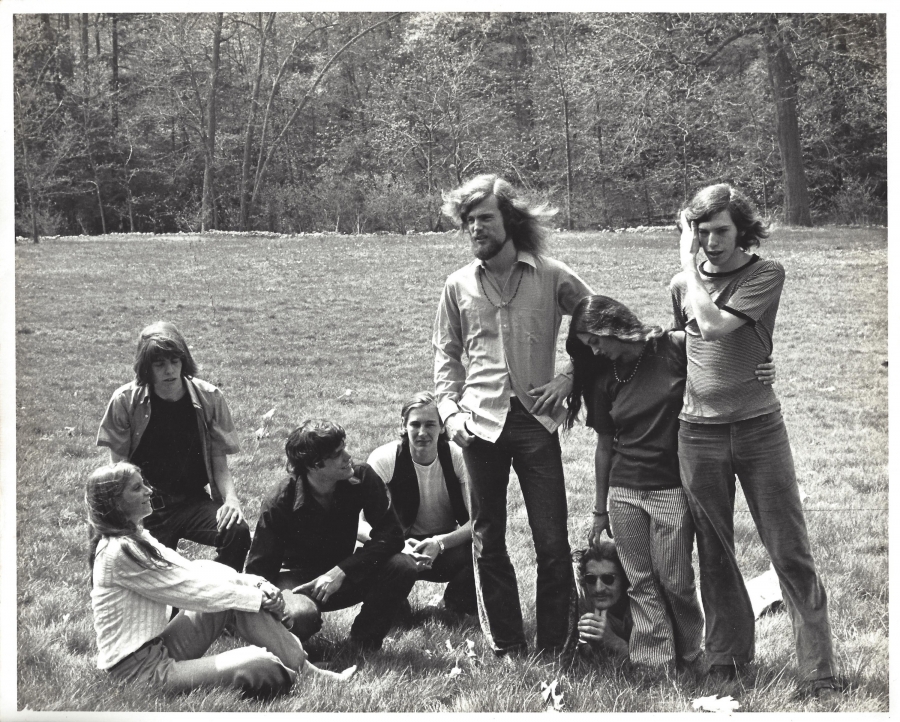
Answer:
[
  {"left": 691, "top": 694, "right": 741, "bottom": 713},
  {"left": 445, "top": 639, "right": 454, "bottom": 653},
  {"left": 540, "top": 679, "right": 564, "bottom": 711},
  {"left": 255, "top": 427, "right": 266, "bottom": 440},
  {"left": 262, "top": 407, "right": 276, "bottom": 421},
  {"left": 64, "top": 427, "right": 75, "bottom": 436},
  {"left": 466, "top": 639, "right": 476, "bottom": 657},
  {"left": 448, "top": 665, "right": 462, "bottom": 678}
]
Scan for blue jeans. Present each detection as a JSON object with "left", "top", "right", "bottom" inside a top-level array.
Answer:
[
  {"left": 678, "top": 411, "right": 834, "bottom": 680},
  {"left": 463, "top": 399, "right": 575, "bottom": 654}
]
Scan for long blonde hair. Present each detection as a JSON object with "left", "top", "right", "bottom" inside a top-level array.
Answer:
[{"left": 85, "top": 462, "right": 170, "bottom": 583}]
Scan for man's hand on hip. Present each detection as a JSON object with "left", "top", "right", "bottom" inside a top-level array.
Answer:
[
  {"left": 528, "top": 374, "right": 573, "bottom": 417},
  {"left": 445, "top": 412, "right": 475, "bottom": 447}
]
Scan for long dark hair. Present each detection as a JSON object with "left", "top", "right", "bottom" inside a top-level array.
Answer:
[
  {"left": 85, "top": 462, "right": 171, "bottom": 585},
  {"left": 564, "top": 295, "right": 664, "bottom": 430},
  {"left": 133, "top": 321, "right": 199, "bottom": 385},
  {"left": 441, "top": 174, "right": 556, "bottom": 256}
]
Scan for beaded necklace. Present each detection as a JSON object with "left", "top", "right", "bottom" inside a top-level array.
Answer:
[
  {"left": 613, "top": 345, "right": 646, "bottom": 384},
  {"left": 479, "top": 265, "right": 523, "bottom": 308}
]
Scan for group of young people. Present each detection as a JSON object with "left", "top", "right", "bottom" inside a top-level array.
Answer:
[{"left": 84, "top": 174, "right": 837, "bottom": 703}]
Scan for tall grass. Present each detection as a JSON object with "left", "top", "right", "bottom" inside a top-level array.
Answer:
[{"left": 13, "top": 227, "right": 887, "bottom": 712}]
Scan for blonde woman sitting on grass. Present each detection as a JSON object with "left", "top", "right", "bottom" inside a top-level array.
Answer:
[{"left": 86, "top": 462, "right": 354, "bottom": 698}]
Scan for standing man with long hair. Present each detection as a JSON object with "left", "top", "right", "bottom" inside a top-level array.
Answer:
[
  {"left": 671, "top": 183, "right": 836, "bottom": 698},
  {"left": 97, "top": 321, "right": 250, "bottom": 572},
  {"left": 433, "top": 174, "right": 593, "bottom": 657}
]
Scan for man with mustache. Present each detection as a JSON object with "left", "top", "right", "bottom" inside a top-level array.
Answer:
[{"left": 433, "top": 174, "right": 594, "bottom": 657}]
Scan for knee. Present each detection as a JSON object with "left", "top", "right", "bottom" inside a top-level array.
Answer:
[
  {"left": 220, "top": 521, "right": 251, "bottom": 550},
  {"left": 285, "top": 594, "right": 323, "bottom": 641},
  {"left": 382, "top": 553, "right": 420, "bottom": 585}
]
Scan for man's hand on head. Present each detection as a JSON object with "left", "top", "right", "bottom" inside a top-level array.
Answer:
[
  {"left": 528, "top": 374, "right": 573, "bottom": 417},
  {"left": 216, "top": 496, "right": 244, "bottom": 531},
  {"left": 445, "top": 412, "right": 475, "bottom": 447},
  {"left": 679, "top": 210, "right": 701, "bottom": 271}
]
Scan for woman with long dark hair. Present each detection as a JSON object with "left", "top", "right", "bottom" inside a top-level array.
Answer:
[
  {"left": 565, "top": 295, "right": 774, "bottom": 674},
  {"left": 86, "top": 462, "right": 353, "bottom": 697}
]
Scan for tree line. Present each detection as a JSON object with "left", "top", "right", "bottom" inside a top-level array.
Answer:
[{"left": 13, "top": 12, "right": 886, "bottom": 240}]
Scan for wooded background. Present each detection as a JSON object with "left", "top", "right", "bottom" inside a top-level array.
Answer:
[{"left": 13, "top": 12, "right": 886, "bottom": 239}]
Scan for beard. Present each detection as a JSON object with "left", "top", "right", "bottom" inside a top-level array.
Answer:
[{"left": 471, "top": 235, "right": 507, "bottom": 261}]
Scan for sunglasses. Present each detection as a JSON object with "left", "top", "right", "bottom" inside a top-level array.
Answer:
[{"left": 583, "top": 573, "right": 617, "bottom": 586}]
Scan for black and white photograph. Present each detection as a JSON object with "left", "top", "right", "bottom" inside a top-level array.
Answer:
[{"left": 2, "top": 2, "right": 890, "bottom": 716}]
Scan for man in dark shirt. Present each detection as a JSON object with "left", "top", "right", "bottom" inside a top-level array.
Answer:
[
  {"left": 97, "top": 321, "right": 249, "bottom": 572},
  {"left": 245, "top": 419, "right": 417, "bottom": 651}
]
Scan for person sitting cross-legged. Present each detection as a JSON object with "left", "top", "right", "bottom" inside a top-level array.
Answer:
[{"left": 363, "top": 391, "right": 477, "bottom": 619}]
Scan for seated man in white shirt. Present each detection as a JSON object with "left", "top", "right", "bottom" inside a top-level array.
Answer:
[{"left": 362, "top": 391, "right": 476, "bottom": 617}]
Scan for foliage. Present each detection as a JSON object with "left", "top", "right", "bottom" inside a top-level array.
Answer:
[
  {"left": 14, "top": 227, "right": 887, "bottom": 712},
  {"left": 12, "top": 13, "right": 887, "bottom": 238}
]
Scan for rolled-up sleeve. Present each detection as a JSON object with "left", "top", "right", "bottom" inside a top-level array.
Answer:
[
  {"left": 96, "top": 388, "right": 133, "bottom": 457},
  {"left": 433, "top": 281, "right": 467, "bottom": 423},
  {"left": 206, "top": 388, "right": 241, "bottom": 455}
]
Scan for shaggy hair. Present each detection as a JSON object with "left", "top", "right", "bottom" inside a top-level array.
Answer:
[
  {"left": 564, "top": 295, "right": 664, "bottom": 430},
  {"left": 441, "top": 174, "right": 557, "bottom": 256},
  {"left": 679, "top": 183, "right": 770, "bottom": 250},
  {"left": 285, "top": 420, "right": 347, "bottom": 478},
  {"left": 574, "top": 541, "right": 630, "bottom": 619},
  {"left": 85, "top": 462, "right": 170, "bottom": 584},
  {"left": 133, "top": 321, "right": 199, "bottom": 385}
]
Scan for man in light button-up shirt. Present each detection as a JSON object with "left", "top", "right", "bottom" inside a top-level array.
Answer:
[{"left": 433, "top": 174, "right": 593, "bottom": 656}]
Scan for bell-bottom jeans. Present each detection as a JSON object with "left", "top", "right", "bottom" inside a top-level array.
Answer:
[
  {"left": 678, "top": 411, "right": 833, "bottom": 681},
  {"left": 463, "top": 399, "right": 575, "bottom": 655}
]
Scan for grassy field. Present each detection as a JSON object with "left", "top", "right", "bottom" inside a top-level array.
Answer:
[{"left": 12, "top": 226, "right": 888, "bottom": 713}]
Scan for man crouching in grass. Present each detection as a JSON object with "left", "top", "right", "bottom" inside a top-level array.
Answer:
[
  {"left": 363, "top": 391, "right": 477, "bottom": 620},
  {"left": 244, "top": 420, "right": 418, "bottom": 653}
]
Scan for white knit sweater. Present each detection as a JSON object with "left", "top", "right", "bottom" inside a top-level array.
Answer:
[{"left": 91, "top": 530, "right": 263, "bottom": 669}]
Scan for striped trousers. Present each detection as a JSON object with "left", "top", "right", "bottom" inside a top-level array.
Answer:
[{"left": 609, "top": 486, "right": 704, "bottom": 671}]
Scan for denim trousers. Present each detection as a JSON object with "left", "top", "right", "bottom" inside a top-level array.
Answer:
[
  {"left": 678, "top": 411, "right": 834, "bottom": 680},
  {"left": 609, "top": 486, "right": 704, "bottom": 671},
  {"left": 144, "top": 495, "right": 251, "bottom": 573},
  {"left": 277, "top": 552, "right": 418, "bottom": 644},
  {"left": 463, "top": 399, "right": 575, "bottom": 654}
]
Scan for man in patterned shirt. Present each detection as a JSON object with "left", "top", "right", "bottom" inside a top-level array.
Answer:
[
  {"left": 670, "top": 183, "right": 836, "bottom": 699},
  {"left": 433, "top": 174, "right": 593, "bottom": 657}
]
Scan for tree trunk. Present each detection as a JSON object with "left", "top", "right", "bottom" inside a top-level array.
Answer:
[
  {"left": 110, "top": 13, "right": 119, "bottom": 128},
  {"left": 239, "top": 13, "right": 273, "bottom": 231},
  {"left": 201, "top": 13, "right": 223, "bottom": 232},
  {"left": 763, "top": 15, "right": 811, "bottom": 226}
]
